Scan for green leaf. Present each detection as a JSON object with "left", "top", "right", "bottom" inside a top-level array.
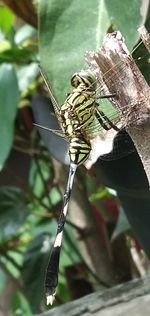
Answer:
[
  {"left": 22, "top": 233, "right": 51, "bottom": 312},
  {"left": 0, "top": 47, "right": 38, "bottom": 64},
  {"left": 0, "top": 186, "right": 28, "bottom": 240},
  {"left": 29, "top": 157, "right": 51, "bottom": 199},
  {"left": 29, "top": 157, "right": 61, "bottom": 212},
  {"left": 39, "top": 0, "right": 143, "bottom": 104},
  {"left": 0, "top": 6, "right": 15, "bottom": 33},
  {"left": 0, "top": 64, "right": 19, "bottom": 170},
  {"left": 5, "top": 250, "right": 23, "bottom": 278},
  {"left": 104, "top": 0, "right": 145, "bottom": 45},
  {"left": 57, "top": 282, "right": 70, "bottom": 304},
  {"left": 11, "top": 291, "right": 32, "bottom": 316}
]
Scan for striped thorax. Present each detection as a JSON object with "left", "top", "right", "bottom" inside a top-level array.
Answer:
[{"left": 60, "top": 70, "right": 97, "bottom": 165}]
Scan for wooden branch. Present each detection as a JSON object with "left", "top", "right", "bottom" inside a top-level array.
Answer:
[
  {"left": 37, "top": 276, "right": 150, "bottom": 316},
  {"left": 85, "top": 30, "right": 150, "bottom": 185}
]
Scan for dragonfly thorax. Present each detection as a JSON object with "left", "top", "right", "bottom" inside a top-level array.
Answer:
[
  {"left": 60, "top": 70, "right": 98, "bottom": 165},
  {"left": 69, "top": 137, "right": 91, "bottom": 165},
  {"left": 60, "top": 76, "right": 96, "bottom": 139}
]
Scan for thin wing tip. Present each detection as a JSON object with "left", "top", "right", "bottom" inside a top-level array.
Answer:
[{"left": 46, "top": 294, "right": 55, "bottom": 306}]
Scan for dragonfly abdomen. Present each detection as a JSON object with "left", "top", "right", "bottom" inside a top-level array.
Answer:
[
  {"left": 60, "top": 109, "right": 91, "bottom": 164},
  {"left": 69, "top": 137, "right": 91, "bottom": 165}
]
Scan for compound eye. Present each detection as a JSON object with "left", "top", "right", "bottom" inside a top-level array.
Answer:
[{"left": 71, "top": 73, "right": 80, "bottom": 87}]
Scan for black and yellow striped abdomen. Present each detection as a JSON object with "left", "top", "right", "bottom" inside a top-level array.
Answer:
[
  {"left": 60, "top": 104, "right": 91, "bottom": 164},
  {"left": 69, "top": 137, "right": 91, "bottom": 165}
]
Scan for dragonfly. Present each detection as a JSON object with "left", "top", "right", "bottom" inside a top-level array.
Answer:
[{"left": 35, "top": 39, "right": 149, "bottom": 305}]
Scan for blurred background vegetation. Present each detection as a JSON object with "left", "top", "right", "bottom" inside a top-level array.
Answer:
[{"left": 0, "top": 0, "right": 149, "bottom": 315}]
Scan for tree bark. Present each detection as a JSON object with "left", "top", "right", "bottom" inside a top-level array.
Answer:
[
  {"left": 37, "top": 276, "right": 150, "bottom": 316},
  {"left": 85, "top": 28, "right": 150, "bottom": 185}
]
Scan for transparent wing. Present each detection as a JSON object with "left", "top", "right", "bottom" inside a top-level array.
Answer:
[
  {"left": 83, "top": 92, "right": 150, "bottom": 138},
  {"left": 92, "top": 40, "right": 146, "bottom": 97},
  {"left": 79, "top": 98, "right": 119, "bottom": 137},
  {"left": 34, "top": 123, "right": 68, "bottom": 141},
  {"left": 39, "top": 66, "right": 60, "bottom": 117}
]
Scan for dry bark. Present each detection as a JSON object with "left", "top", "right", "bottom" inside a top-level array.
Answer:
[
  {"left": 85, "top": 29, "right": 150, "bottom": 184},
  {"left": 37, "top": 275, "right": 150, "bottom": 316}
]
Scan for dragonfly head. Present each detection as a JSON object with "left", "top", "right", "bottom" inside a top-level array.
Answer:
[
  {"left": 69, "top": 137, "right": 91, "bottom": 165},
  {"left": 71, "top": 70, "right": 97, "bottom": 91}
]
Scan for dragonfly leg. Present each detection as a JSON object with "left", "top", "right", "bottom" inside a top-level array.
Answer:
[
  {"left": 96, "top": 93, "right": 117, "bottom": 100},
  {"left": 95, "top": 105, "right": 120, "bottom": 132}
]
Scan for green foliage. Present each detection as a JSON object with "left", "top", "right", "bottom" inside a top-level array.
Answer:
[
  {"left": 104, "top": 0, "right": 144, "bottom": 43},
  {"left": 0, "top": 5, "right": 38, "bottom": 169},
  {"left": 29, "top": 157, "right": 61, "bottom": 212},
  {"left": 39, "top": 0, "right": 143, "bottom": 104},
  {"left": 22, "top": 233, "right": 51, "bottom": 312},
  {"left": 0, "top": 47, "right": 38, "bottom": 64},
  {"left": 11, "top": 291, "right": 32, "bottom": 316},
  {"left": 0, "top": 64, "right": 19, "bottom": 170},
  {"left": 0, "top": 186, "right": 28, "bottom": 240},
  {"left": 0, "top": 6, "right": 15, "bottom": 33}
]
